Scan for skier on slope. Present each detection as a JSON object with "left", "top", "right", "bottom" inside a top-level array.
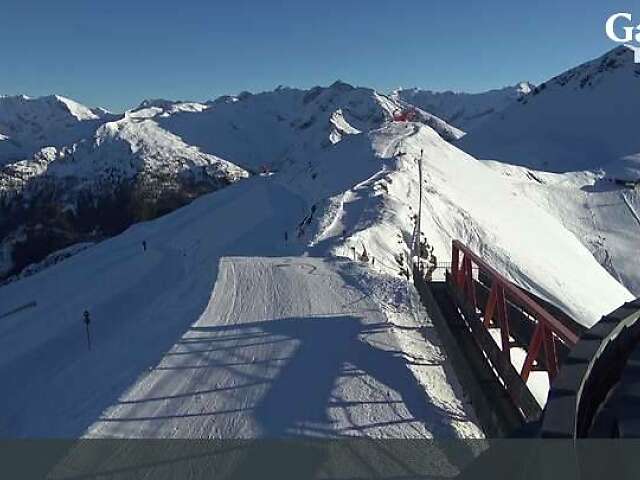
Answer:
[{"left": 142, "top": 240, "right": 147, "bottom": 252}]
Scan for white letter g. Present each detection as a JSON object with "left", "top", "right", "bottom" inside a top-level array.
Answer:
[{"left": 606, "top": 13, "right": 634, "bottom": 42}]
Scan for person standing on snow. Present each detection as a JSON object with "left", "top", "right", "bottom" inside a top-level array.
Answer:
[{"left": 142, "top": 240, "right": 147, "bottom": 252}]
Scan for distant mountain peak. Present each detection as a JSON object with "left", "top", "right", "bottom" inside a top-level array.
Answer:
[
  {"left": 0, "top": 93, "right": 113, "bottom": 166},
  {"left": 531, "top": 46, "right": 639, "bottom": 95},
  {"left": 394, "top": 82, "right": 532, "bottom": 131},
  {"left": 328, "top": 80, "right": 355, "bottom": 91},
  {"left": 137, "top": 98, "right": 176, "bottom": 110}
]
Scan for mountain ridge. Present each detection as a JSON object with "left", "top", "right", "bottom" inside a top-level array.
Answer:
[
  {"left": 0, "top": 82, "right": 460, "bottom": 278},
  {"left": 392, "top": 81, "right": 533, "bottom": 131},
  {"left": 458, "top": 46, "right": 640, "bottom": 173}
]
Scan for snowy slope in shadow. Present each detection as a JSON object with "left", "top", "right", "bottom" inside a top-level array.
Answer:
[{"left": 86, "top": 256, "right": 480, "bottom": 439}]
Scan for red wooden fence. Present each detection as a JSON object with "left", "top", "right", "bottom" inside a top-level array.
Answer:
[{"left": 450, "top": 240, "right": 580, "bottom": 382}]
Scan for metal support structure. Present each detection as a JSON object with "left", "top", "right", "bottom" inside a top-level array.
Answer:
[{"left": 450, "top": 240, "right": 579, "bottom": 384}]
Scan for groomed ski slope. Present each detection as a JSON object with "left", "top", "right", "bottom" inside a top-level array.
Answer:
[
  {"left": 0, "top": 173, "right": 481, "bottom": 439},
  {"left": 86, "top": 256, "right": 480, "bottom": 438}
]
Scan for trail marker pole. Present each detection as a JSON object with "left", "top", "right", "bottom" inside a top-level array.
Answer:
[{"left": 83, "top": 310, "right": 92, "bottom": 351}]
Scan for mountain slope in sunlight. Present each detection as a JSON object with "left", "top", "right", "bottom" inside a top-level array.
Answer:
[
  {"left": 393, "top": 82, "right": 532, "bottom": 132},
  {"left": 0, "top": 94, "right": 113, "bottom": 166},
  {"left": 1, "top": 82, "right": 461, "bottom": 279},
  {"left": 458, "top": 47, "right": 640, "bottom": 173}
]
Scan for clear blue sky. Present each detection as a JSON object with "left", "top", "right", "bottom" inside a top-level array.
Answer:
[{"left": 1, "top": 0, "right": 639, "bottom": 111}]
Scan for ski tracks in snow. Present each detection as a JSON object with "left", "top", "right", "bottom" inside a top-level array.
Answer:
[{"left": 86, "top": 256, "right": 481, "bottom": 440}]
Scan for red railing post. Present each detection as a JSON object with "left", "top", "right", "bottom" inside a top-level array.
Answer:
[
  {"left": 496, "top": 283, "right": 511, "bottom": 361},
  {"left": 484, "top": 283, "right": 498, "bottom": 327},
  {"left": 451, "top": 243, "right": 460, "bottom": 285},
  {"left": 461, "top": 256, "right": 470, "bottom": 301},
  {"left": 521, "top": 323, "right": 543, "bottom": 382},
  {"left": 542, "top": 326, "right": 559, "bottom": 381},
  {"left": 448, "top": 239, "right": 579, "bottom": 389},
  {"left": 456, "top": 254, "right": 466, "bottom": 290},
  {"left": 464, "top": 257, "right": 477, "bottom": 312}
]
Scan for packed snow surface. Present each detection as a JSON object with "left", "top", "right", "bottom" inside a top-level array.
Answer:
[
  {"left": 0, "top": 171, "right": 481, "bottom": 439},
  {"left": 87, "top": 256, "right": 479, "bottom": 439}
]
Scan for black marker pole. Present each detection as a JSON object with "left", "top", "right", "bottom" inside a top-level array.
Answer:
[{"left": 83, "top": 310, "right": 92, "bottom": 351}]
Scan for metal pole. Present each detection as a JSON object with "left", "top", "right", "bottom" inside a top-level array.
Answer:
[{"left": 416, "top": 149, "right": 423, "bottom": 261}]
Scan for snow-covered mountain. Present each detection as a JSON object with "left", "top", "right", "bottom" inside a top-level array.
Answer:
[
  {"left": 452, "top": 46, "right": 640, "bottom": 298},
  {"left": 146, "top": 81, "right": 462, "bottom": 172},
  {"left": 0, "top": 82, "right": 460, "bottom": 279},
  {"left": 458, "top": 46, "right": 640, "bottom": 173},
  {"left": 475, "top": 163, "right": 640, "bottom": 297},
  {"left": 280, "top": 123, "right": 631, "bottom": 325},
  {"left": 393, "top": 82, "right": 532, "bottom": 132},
  {"left": 0, "top": 119, "right": 631, "bottom": 439},
  {"left": 0, "top": 109, "right": 248, "bottom": 278},
  {"left": 0, "top": 94, "right": 114, "bottom": 166},
  {"left": 2, "top": 57, "right": 640, "bottom": 439}
]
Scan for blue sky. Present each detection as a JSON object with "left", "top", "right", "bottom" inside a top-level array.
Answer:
[{"left": 1, "top": 0, "right": 639, "bottom": 111}]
